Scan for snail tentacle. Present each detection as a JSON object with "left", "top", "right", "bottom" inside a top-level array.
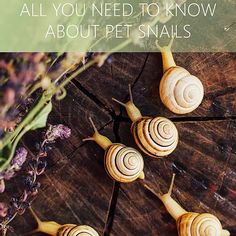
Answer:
[
  {"left": 113, "top": 86, "right": 179, "bottom": 158},
  {"left": 112, "top": 98, "right": 127, "bottom": 107},
  {"left": 83, "top": 117, "right": 113, "bottom": 150},
  {"left": 145, "top": 175, "right": 231, "bottom": 236},
  {"left": 167, "top": 173, "right": 176, "bottom": 195},
  {"left": 83, "top": 116, "right": 145, "bottom": 183},
  {"left": 28, "top": 208, "right": 99, "bottom": 236},
  {"left": 128, "top": 84, "right": 134, "bottom": 103},
  {"left": 112, "top": 86, "right": 142, "bottom": 123},
  {"left": 89, "top": 117, "right": 99, "bottom": 134},
  {"left": 156, "top": 36, "right": 176, "bottom": 72}
]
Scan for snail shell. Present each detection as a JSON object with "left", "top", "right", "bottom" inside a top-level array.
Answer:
[
  {"left": 177, "top": 213, "right": 224, "bottom": 236},
  {"left": 105, "top": 144, "right": 144, "bottom": 183},
  {"left": 58, "top": 224, "right": 99, "bottom": 236},
  {"left": 131, "top": 117, "right": 178, "bottom": 157},
  {"left": 145, "top": 175, "right": 230, "bottom": 236},
  {"left": 160, "top": 67, "right": 204, "bottom": 114}
]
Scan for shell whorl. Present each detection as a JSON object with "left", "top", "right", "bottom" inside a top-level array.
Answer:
[
  {"left": 105, "top": 144, "right": 144, "bottom": 183},
  {"left": 58, "top": 224, "right": 99, "bottom": 236},
  {"left": 131, "top": 117, "right": 178, "bottom": 157},
  {"left": 177, "top": 213, "right": 224, "bottom": 236},
  {"left": 160, "top": 67, "right": 204, "bottom": 114}
]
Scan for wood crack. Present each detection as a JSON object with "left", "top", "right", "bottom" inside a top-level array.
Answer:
[
  {"left": 71, "top": 79, "right": 116, "bottom": 119},
  {"left": 133, "top": 53, "right": 150, "bottom": 86},
  {"left": 102, "top": 54, "right": 150, "bottom": 236},
  {"left": 103, "top": 182, "right": 120, "bottom": 236},
  {"left": 170, "top": 116, "right": 236, "bottom": 123},
  {"left": 64, "top": 119, "right": 114, "bottom": 161}
]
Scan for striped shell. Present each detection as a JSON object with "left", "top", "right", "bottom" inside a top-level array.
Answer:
[
  {"left": 105, "top": 144, "right": 144, "bottom": 183},
  {"left": 160, "top": 67, "right": 204, "bottom": 114},
  {"left": 177, "top": 213, "right": 224, "bottom": 236},
  {"left": 131, "top": 117, "right": 178, "bottom": 158},
  {"left": 58, "top": 224, "right": 99, "bottom": 236}
]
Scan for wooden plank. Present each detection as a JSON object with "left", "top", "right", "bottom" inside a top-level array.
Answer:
[{"left": 111, "top": 120, "right": 236, "bottom": 236}]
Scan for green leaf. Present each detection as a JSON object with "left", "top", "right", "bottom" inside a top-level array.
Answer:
[
  {"left": 0, "top": 143, "right": 13, "bottom": 171},
  {"left": 0, "top": 101, "right": 52, "bottom": 171},
  {"left": 29, "top": 101, "right": 52, "bottom": 130}
]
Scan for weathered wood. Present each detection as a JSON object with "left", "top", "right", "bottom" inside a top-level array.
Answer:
[
  {"left": 111, "top": 120, "right": 236, "bottom": 235},
  {"left": 132, "top": 53, "right": 236, "bottom": 119},
  {"left": 2, "top": 52, "right": 236, "bottom": 236},
  {"left": 77, "top": 53, "right": 149, "bottom": 113},
  {"left": 79, "top": 53, "right": 236, "bottom": 119}
]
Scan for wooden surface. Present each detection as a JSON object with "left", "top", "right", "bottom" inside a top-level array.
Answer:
[{"left": 5, "top": 53, "right": 236, "bottom": 235}]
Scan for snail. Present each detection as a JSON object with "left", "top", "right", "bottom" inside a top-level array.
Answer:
[
  {"left": 112, "top": 85, "right": 178, "bottom": 158},
  {"left": 156, "top": 38, "right": 204, "bottom": 114},
  {"left": 82, "top": 117, "right": 145, "bottom": 183},
  {"left": 28, "top": 208, "right": 99, "bottom": 236},
  {"left": 144, "top": 174, "right": 230, "bottom": 236}
]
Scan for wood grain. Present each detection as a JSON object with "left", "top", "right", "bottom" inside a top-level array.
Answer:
[
  {"left": 111, "top": 120, "right": 236, "bottom": 236},
  {"left": 2, "top": 52, "right": 235, "bottom": 236}
]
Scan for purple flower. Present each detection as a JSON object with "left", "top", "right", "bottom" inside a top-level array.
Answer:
[
  {"left": 107, "top": 56, "right": 113, "bottom": 64},
  {"left": 0, "top": 202, "right": 8, "bottom": 218},
  {"left": 1, "top": 169, "right": 14, "bottom": 181},
  {"left": 0, "top": 147, "right": 28, "bottom": 192},
  {"left": 10, "top": 147, "right": 28, "bottom": 170},
  {"left": 45, "top": 124, "right": 71, "bottom": 142}
]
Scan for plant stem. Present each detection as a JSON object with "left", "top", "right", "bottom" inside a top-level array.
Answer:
[
  {"left": 56, "top": 39, "right": 133, "bottom": 92},
  {"left": 56, "top": 59, "right": 96, "bottom": 93},
  {"left": 0, "top": 37, "right": 134, "bottom": 170},
  {"left": 0, "top": 125, "right": 31, "bottom": 171},
  {"left": 1, "top": 93, "right": 51, "bottom": 149}
]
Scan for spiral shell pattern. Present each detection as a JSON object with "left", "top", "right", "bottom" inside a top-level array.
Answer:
[
  {"left": 177, "top": 213, "right": 223, "bottom": 236},
  {"left": 58, "top": 224, "right": 99, "bottom": 236},
  {"left": 160, "top": 67, "right": 204, "bottom": 114},
  {"left": 105, "top": 144, "right": 144, "bottom": 183},
  {"left": 131, "top": 117, "right": 178, "bottom": 158}
]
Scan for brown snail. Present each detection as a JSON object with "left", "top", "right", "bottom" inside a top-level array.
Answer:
[
  {"left": 83, "top": 117, "right": 145, "bottom": 183},
  {"left": 156, "top": 38, "right": 204, "bottom": 114},
  {"left": 28, "top": 208, "right": 99, "bottom": 236},
  {"left": 112, "top": 85, "right": 178, "bottom": 158},
  {"left": 145, "top": 174, "right": 230, "bottom": 236}
]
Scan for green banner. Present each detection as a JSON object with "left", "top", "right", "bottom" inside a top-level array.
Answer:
[{"left": 0, "top": 0, "right": 235, "bottom": 52}]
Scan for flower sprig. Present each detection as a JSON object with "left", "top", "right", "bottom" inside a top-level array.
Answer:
[
  {"left": 0, "top": 124, "right": 71, "bottom": 236},
  {"left": 0, "top": 147, "right": 28, "bottom": 193}
]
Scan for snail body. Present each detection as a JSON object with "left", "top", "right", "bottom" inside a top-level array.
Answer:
[
  {"left": 83, "top": 117, "right": 145, "bottom": 183},
  {"left": 145, "top": 175, "right": 230, "bottom": 236},
  {"left": 157, "top": 39, "right": 204, "bottom": 114},
  {"left": 113, "top": 86, "right": 178, "bottom": 158},
  {"left": 29, "top": 208, "right": 99, "bottom": 236}
]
